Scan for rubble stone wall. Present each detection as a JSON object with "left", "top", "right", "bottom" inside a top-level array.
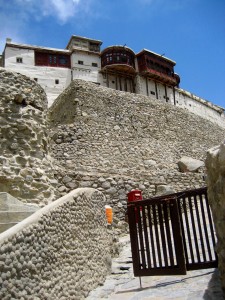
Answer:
[
  {"left": 49, "top": 80, "right": 225, "bottom": 219},
  {"left": 0, "top": 188, "right": 112, "bottom": 300},
  {"left": 0, "top": 68, "right": 59, "bottom": 205},
  {"left": 206, "top": 141, "right": 225, "bottom": 294}
]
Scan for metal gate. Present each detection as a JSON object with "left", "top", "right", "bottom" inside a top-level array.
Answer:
[{"left": 127, "top": 187, "right": 218, "bottom": 276}]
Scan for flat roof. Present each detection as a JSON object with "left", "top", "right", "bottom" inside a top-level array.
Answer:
[
  {"left": 101, "top": 45, "right": 135, "bottom": 55},
  {"left": 66, "top": 35, "right": 103, "bottom": 49},
  {"left": 136, "top": 49, "right": 176, "bottom": 65},
  {"left": 5, "top": 42, "right": 70, "bottom": 54}
]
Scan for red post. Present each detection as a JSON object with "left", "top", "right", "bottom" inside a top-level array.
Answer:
[
  {"left": 127, "top": 190, "right": 143, "bottom": 203},
  {"left": 127, "top": 190, "right": 143, "bottom": 223}
]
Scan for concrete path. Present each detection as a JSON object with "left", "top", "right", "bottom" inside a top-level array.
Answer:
[{"left": 86, "top": 235, "right": 224, "bottom": 300}]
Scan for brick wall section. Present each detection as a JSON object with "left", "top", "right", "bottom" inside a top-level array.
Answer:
[{"left": 0, "top": 188, "right": 112, "bottom": 300}]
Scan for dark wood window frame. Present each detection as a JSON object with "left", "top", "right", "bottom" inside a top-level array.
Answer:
[
  {"left": 16, "top": 57, "right": 23, "bottom": 63},
  {"left": 35, "top": 51, "right": 71, "bottom": 68}
]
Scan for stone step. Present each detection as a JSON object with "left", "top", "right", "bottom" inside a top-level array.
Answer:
[
  {"left": 0, "top": 192, "right": 39, "bottom": 211},
  {"left": 0, "top": 222, "right": 18, "bottom": 234},
  {"left": 0, "top": 211, "right": 35, "bottom": 223},
  {"left": 0, "top": 192, "right": 40, "bottom": 233},
  {"left": 0, "top": 204, "right": 39, "bottom": 212}
]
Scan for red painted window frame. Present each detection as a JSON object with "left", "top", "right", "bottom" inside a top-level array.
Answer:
[{"left": 35, "top": 51, "right": 71, "bottom": 68}]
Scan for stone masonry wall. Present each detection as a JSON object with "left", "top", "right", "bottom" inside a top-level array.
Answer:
[
  {"left": 0, "top": 68, "right": 59, "bottom": 205},
  {"left": 49, "top": 80, "right": 225, "bottom": 220},
  {"left": 0, "top": 188, "right": 112, "bottom": 300},
  {"left": 206, "top": 141, "right": 225, "bottom": 295}
]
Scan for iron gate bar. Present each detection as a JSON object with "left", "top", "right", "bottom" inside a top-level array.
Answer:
[
  {"left": 199, "top": 193, "right": 209, "bottom": 260},
  {"left": 137, "top": 206, "right": 146, "bottom": 269},
  {"left": 199, "top": 193, "right": 213, "bottom": 260},
  {"left": 176, "top": 189, "right": 218, "bottom": 270},
  {"left": 163, "top": 202, "right": 175, "bottom": 267},
  {"left": 177, "top": 197, "right": 190, "bottom": 266},
  {"left": 188, "top": 195, "right": 201, "bottom": 262},
  {"left": 152, "top": 204, "right": 162, "bottom": 267},
  {"left": 205, "top": 192, "right": 216, "bottom": 249},
  {"left": 147, "top": 205, "right": 157, "bottom": 267},
  {"left": 158, "top": 204, "right": 168, "bottom": 267},
  {"left": 128, "top": 197, "right": 186, "bottom": 276},
  {"left": 193, "top": 194, "right": 206, "bottom": 261},
  {"left": 182, "top": 195, "right": 195, "bottom": 263},
  {"left": 200, "top": 195, "right": 212, "bottom": 261},
  {"left": 128, "top": 187, "right": 218, "bottom": 277},
  {"left": 142, "top": 205, "right": 151, "bottom": 268}
]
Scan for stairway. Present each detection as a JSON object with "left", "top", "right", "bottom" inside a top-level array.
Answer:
[{"left": 0, "top": 193, "right": 39, "bottom": 233}]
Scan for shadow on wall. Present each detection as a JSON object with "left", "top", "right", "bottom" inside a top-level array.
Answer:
[{"left": 203, "top": 269, "right": 224, "bottom": 299}]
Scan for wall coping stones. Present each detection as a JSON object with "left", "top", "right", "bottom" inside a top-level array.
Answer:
[{"left": 0, "top": 188, "right": 99, "bottom": 244}]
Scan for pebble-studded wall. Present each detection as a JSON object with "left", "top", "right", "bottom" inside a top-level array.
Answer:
[{"left": 0, "top": 188, "right": 113, "bottom": 300}]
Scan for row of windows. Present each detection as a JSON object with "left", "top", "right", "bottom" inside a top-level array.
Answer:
[
  {"left": 77, "top": 60, "right": 98, "bottom": 67},
  {"left": 16, "top": 55, "right": 98, "bottom": 68},
  {"left": 102, "top": 51, "right": 135, "bottom": 68},
  {"left": 34, "top": 78, "right": 60, "bottom": 84},
  {"left": 138, "top": 55, "right": 174, "bottom": 76},
  {"left": 146, "top": 59, "right": 173, "bottom": 76},
  {"left": 15, "top": 53, "right": 172, "bottom": 77},
  {"left": 35, "top": 52, "right": 71, "bottom": 68}
]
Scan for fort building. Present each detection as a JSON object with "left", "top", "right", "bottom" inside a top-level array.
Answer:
[{"left": 1, "top": 35, "right": 225, "bottom": 127}]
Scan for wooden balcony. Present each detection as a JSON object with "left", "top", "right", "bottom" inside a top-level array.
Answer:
[{"left": 140, "top": 67, "right": 179, "bottom": 86}]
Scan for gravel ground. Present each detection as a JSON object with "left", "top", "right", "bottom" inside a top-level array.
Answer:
[{"left": 86, "top": 235, "right": 224, "bottom": 300}]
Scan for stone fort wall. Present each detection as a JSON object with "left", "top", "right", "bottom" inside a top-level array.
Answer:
[
  {"left": 0, "top": 68, "right": 59, "bottom": 205},
  {"left": 49, "top": 79, "right": 224, "bottom": 220},
  {"left": 0, "top": 69, "right": 225, "bottom": 297},
  {"left": 206, "top": 141, "right": 225, "bottom": 293}
]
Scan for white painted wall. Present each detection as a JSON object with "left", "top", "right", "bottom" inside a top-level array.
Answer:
[
  {"left": 101, "top": 73, "right": 134, "bottom": 93},
  {"left": 175, "top": 88, "right": 225, "bottom": 128},
  {"left": 5, "top": 47, "right": 71, "bottom": 106},
  {"left": 3, "top": 46, "right": 225, "bottom": 128},
  {"left": 71, "top": 52, "right": 101, "bottom": 83},
  {"left": 135, "top": 75, "right": 225, "bottom": 128},
  {"left": 137, "top": 76, "right": 174, "bottom": 104}
]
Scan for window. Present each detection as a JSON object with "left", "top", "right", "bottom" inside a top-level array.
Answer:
[
  {"left": 150, "top": 91, "right": 155, "bottom": 95},
  {"left": 92, "top": 62, "right": 98, "bottom": 67},
  {"left": 34, "top": 78, "right": 38, "bottom": 82},
  {"left": 59, "top": 55, "right": 68, "bottom": 66},
  {"left": 78, "top": 60, "right": 83, "bottom": 65},
  {"left": 16, "top": 57, "right": 23, "bottom": 63},
  {"left": 49, "top": 55, "right": 57, "bottom": 65},
  {"left": 35, "top": 52, "right": 70, "bottom": 68},
  {"left": 55, "top": 79, "right": 59, "bottom": 84}
]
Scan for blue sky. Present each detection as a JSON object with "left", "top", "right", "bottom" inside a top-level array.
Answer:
[{"left": 0, "top": 0, "right": 225, "bottom": 108}]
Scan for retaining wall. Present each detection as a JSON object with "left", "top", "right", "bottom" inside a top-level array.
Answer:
[
  {"left": 0, "top": 68, "right": 59, "bottom": 205},
  {"left": 206, "top": 141, "right": 225, "bottom": 295},
  {"left": 49, "top": 80, "right": 225, "bottom": 220},
  {"left": 0, "top": 188, "right": 112, "bottom": 300}
]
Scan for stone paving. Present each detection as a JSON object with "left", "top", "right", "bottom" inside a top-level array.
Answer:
[{"left": 86, "top": 235, "right": 224, "bottom": 300}]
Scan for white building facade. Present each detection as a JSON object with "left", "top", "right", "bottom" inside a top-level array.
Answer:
[{"left": 2, "top": 35, "right": 225, "bottom": 128}]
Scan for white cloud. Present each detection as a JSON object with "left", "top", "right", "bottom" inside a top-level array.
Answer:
[
  {"left": 13, "top": 0, "right": 88, "bottom": 23},
  {"left": 42, "top": 0, "right": 81, "bottom": 22},
  {"left": 0, "top": 0, "right": 97, "bottom": 52},
  {"left": 9, "top": 0, "right": 93, "bottom": 23}
]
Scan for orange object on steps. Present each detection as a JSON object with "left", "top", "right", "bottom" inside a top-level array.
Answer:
[{"left": 105, "top": 205, "right": 113, "bottom": 224}]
